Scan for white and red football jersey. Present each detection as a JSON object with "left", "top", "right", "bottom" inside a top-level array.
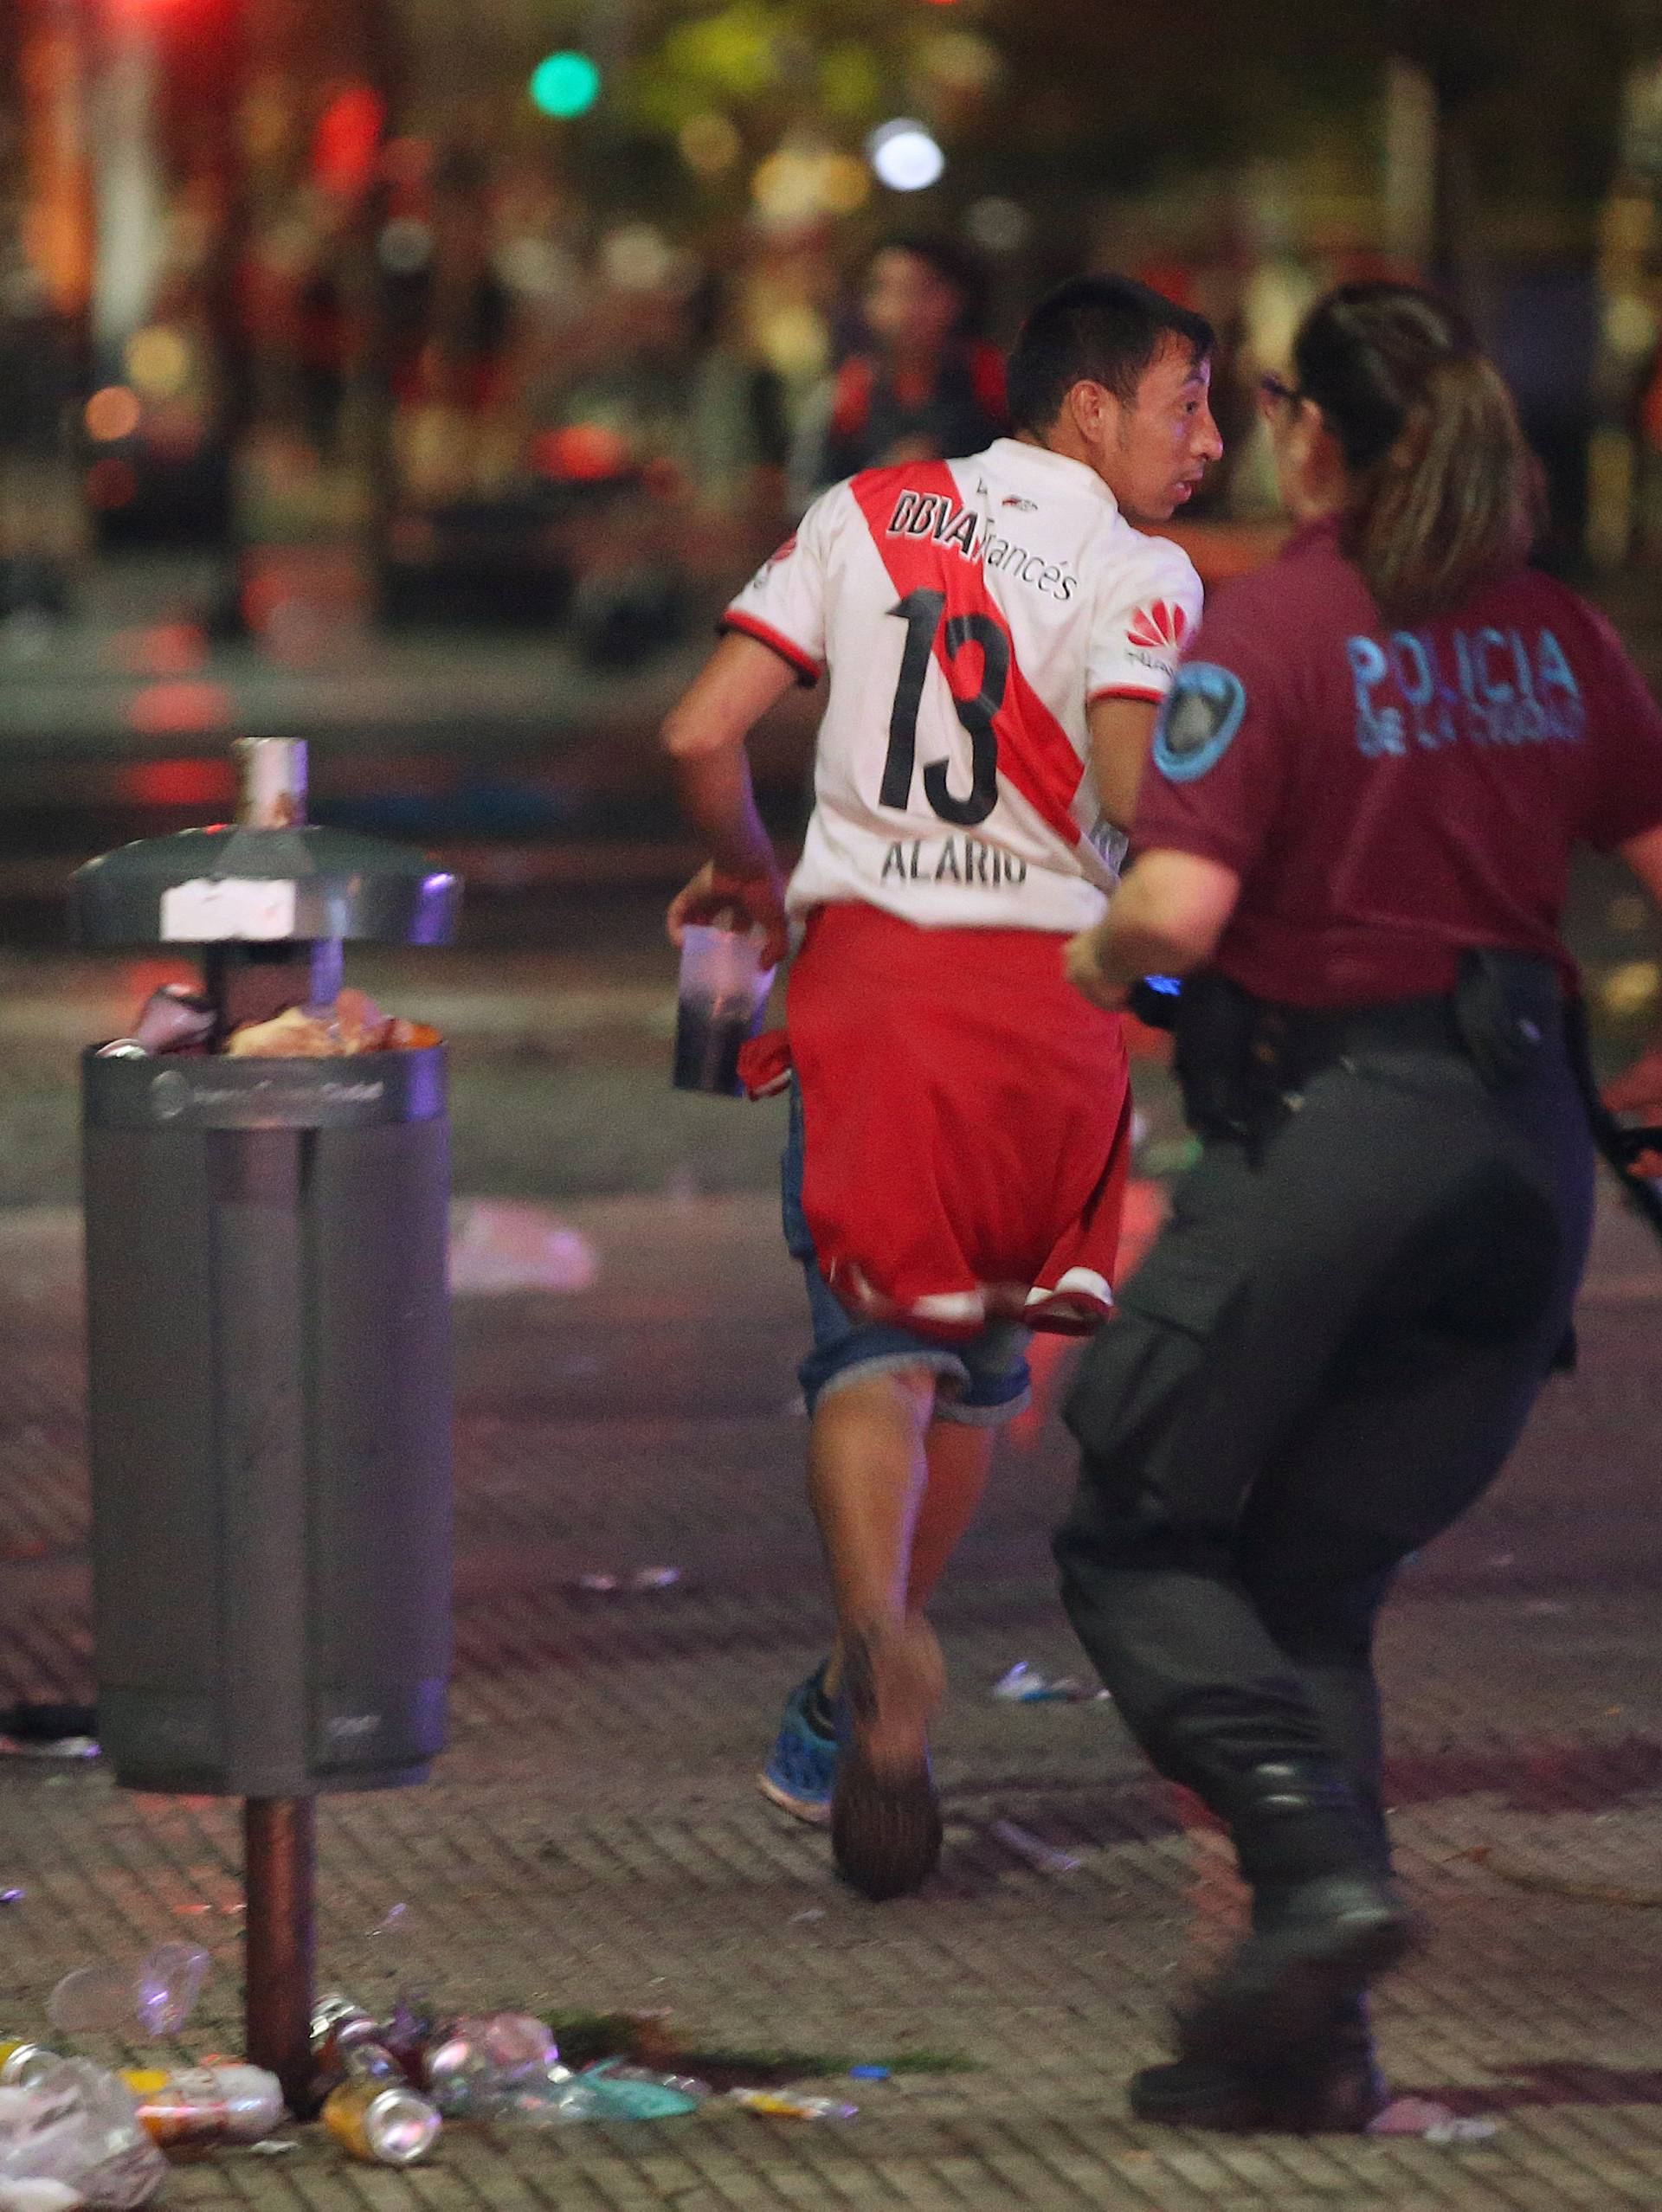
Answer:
[{"left": 723, "top": 437, "right": 1204, "bottom": 932}]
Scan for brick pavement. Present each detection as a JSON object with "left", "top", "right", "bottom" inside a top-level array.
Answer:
[{"left": 2, "top": 1177, "right": 1662, "bottom": 2208}]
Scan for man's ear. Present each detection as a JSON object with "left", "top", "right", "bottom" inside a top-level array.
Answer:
[{"left": 1066, "top": 378, "right": 1116, "bottom": 448}]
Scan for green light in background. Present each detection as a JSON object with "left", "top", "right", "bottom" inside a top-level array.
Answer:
[{"left": 530, "top": 51, "right": 602, "bottom": 119}]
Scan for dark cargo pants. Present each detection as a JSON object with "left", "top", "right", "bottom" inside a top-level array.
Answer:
[{"left": 1054, "top": 1034, "right": 1595, "bottom": 1870}]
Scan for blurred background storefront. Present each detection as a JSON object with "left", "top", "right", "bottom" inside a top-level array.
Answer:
[
  {"left": 0, "top": 0, "right": 1659, "bottom": 1180},
  {"left": 6, "top": 0, "right": 1662, "bottom": 644}
]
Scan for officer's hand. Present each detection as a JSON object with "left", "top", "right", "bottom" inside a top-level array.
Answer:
[
  {"left": 1604, "top": 1045, "right": 1662, "bottom": 1176},
  {"left": 667, "top": 864, "right": 789, "bottom": 968},
  {"left": 1064, "top": 926, "right": 1129, "bottom": 1011}
]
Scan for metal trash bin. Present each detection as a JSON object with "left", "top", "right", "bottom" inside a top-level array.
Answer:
[
  {"left": 71, "top": 739, "right": 461, "bottom": 1797},
  {"left": 69, "top": 739, "right": 461, "bottom": 2108}
]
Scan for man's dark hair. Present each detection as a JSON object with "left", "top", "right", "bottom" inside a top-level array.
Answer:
[
  {"left": 868, "top": 234, "right": 989, "bottom": 337},
  {"left": 1005, "top": 276, "right": 1214, "bottom": 434}
]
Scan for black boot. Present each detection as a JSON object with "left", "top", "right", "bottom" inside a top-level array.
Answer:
[
  {"left": 1179, "top": 1761, "right": 1414, "bottom": 2067},
  {"left": 1131, "top": 2001, "right": 1387, "bottom": 2133}
]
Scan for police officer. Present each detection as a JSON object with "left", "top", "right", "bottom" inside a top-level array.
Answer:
[{"left": 1059, "top": 283, "right": 1662, "bottom": 2132}]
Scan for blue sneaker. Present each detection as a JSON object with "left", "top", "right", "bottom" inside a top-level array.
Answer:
[{"left": 759, "top": 1669, "right": 838, "bottom": 1825}]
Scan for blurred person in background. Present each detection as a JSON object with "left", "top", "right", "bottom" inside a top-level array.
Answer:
[
  {"left": 1058, "top": 283, "right": 1662, "bottom": 2132},
  {"left": 293, "top": 212, "right": 353, "bottom": 467},
  {"left": 528, "top": 257, "right": 789, "bottom": 660},
  {"left": 790, "top": 235, "right": 1007, "bottom": 508},
  {"left": 662, "top": 274, "right": 1221, "bottom": 1901},
  {"left": 387, "top": 150, "right": 518, "bottom": 504},
  {"left": 678, "top": 270, "right": 789, "bottom": 563}
]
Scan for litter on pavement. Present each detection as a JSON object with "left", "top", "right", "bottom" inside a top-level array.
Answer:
[
  {"left": 1369, "top": 2097, "right": 1501, "bottom": 2143},
  {"left": 569, "top": 1566, "right": 685, "bottom": 1598},
  {"left": 988, "top": 1820, "right": 1083, "bottom": 1876},
  {"left": 990, "top": 1662, "right": 1096, "bottom": 1703}
]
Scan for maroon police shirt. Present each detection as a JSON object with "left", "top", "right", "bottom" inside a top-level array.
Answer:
[{"left": 1133, "top": 518, "right": 1662, "bottom": 1007}]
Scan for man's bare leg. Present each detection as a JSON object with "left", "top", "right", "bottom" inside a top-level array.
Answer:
[
  {"left": 906, "top": 1419, "right": 997, "bottom": 1614},
  {"left": 807, "top": 1367, "right": 937, "bottom": 1643},
  {"left": 813, "top": 1399, "right": 995, "bottom": 1696},
  {"left": 805, "top": 1368, "right": 969, "bottom": 1898}
]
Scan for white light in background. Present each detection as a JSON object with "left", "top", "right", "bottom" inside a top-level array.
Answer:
[{"left": 867, "top": 119, "right": 945, "bottom": 193}]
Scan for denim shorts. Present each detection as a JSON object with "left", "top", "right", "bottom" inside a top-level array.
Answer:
[{"left": 783, "top": 1086, "right": 1032, "bottom": 1425}]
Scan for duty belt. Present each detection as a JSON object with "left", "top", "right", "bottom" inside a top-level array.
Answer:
[{"left": 1171, "top": 955, "right": 1662, "bottom": 1244}]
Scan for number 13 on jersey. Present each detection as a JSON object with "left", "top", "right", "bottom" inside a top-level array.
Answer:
[{"left": 879, "top": 589, "right": 1012, "bottom": 828}]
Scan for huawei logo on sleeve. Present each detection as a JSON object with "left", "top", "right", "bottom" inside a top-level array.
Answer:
[{"left": 1127, "top": 601, "right": 1190, "bottom": 653}]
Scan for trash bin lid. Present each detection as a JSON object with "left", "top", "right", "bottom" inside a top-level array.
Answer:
[{"left": 69, "top": 826, "right": 461, "bottom": 947}]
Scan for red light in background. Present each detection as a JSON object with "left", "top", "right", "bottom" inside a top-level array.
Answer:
[
  {"left": 123, "top": 758, "right": 236, "bottom": 807},
  {"left": 532, "top": 423, "right": 630, "bottom": 480},
  {"left": 313, "top": 86, "right": 385, "bottom": 196},
  {"left": 128, "top": 681, "right": 234, "bottom": 736}
]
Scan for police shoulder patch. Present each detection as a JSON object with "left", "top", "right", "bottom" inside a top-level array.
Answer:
[{"left": 1152, "top": 663, "right": 1247, "bottom": 782}]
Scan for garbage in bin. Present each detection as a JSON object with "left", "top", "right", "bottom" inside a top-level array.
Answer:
[
  {"left": 224, "top": 990, "right": 440, "bottom": 1059},
  {"left": 93, "top": 988, "right": 214, "bottom": 1062},
  {"left": 99, "top": 977, "right": 439, "bottom": 1063}
]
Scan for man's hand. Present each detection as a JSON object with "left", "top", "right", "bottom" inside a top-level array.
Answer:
[
  {"left": 1064, "top": 925, "right": 1129, "bottom": 1011},
  {"left": 1604, "top": 1045, "right": 1662, "bottom": 1176},
  {"left": 667, "top": 863, "right": 789, "bottom": 968}
]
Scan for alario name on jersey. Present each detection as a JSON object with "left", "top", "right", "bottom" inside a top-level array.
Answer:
[
  {"left": 885, "top": 488, "right": 1079, "bottom": 603},
  {"left": 879, "top": 834, "right": 1030, "bottom": 888}
]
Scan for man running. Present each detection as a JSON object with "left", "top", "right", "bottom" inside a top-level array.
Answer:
[{"left": 663, "top": 275, "right": 1223, "bottom": 1899}]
